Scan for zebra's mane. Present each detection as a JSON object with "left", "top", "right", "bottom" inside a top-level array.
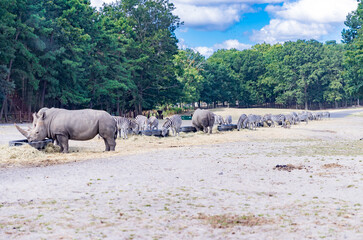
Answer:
[{"left": 162, "top": 117, "right": 171, "bottom": 127}]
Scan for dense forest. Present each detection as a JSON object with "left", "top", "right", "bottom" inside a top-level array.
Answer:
[{"left": 0, "top": 0, "right": 362, "bottom": 122}]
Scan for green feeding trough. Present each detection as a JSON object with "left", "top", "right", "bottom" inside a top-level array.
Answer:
[{"left": 181, "top": 115, "right": 192, "bottom": 120}]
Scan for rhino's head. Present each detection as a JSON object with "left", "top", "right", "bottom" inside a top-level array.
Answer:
[
  {"left": 16, "top": 111, "right": 48, "bottom": 142},
  {"left": 28, "top": 112, "right": 48, "bottom": 142}
]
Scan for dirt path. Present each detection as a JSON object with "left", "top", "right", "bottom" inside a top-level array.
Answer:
[{"left": 0, "top": 108, "right": 363, "bottom": 239}]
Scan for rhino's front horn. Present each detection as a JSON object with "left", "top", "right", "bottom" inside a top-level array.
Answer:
[{"left": 15, "top": 124, "right": 29, "bottom": 139}]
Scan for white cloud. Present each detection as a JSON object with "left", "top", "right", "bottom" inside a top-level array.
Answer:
[
  {"left": 252, "top": 0, "right": 358, "bottom": 43},
  {"left": 90, "top": 0, "right": 114, "bottom": 9},
  {"left": 194, "top": 46, "right": 215, "bottom": 58},
  {"left": 251, "top": 19, "right": 330, "bottom": 43},
  {"left": 271, "top": 0, "right": 358, "bottom": 23},
  {"left": 192, "top": 39, "right": 251, "bottom": 57},
  {"left": 214, "top": 39, "right": 251, "bottom": 51},
  {"left": 173, "top": 3, "right": 249, "bottom": 31},
  {"left": 173, "top": 0, "right": 283, "bottom": 5},
  {"left": 177, "top": 38, "right": 189, "bottom": 50},
  {"left": 171, "top": 0, "right": 284, "bottom": 31}
]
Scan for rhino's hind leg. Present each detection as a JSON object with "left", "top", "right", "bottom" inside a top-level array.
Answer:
[{"left": 102, "top": 137, "right": 116, "bottom": 151}]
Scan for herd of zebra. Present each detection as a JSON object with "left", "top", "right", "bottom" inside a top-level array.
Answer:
[
  {"left": 111, "top": 110, "right": 330, "bottom": 139},
  {"left": 112, "top": 114, "right": 182, "bottom": 139},
  {"left": 232, "top": 111, "right": 330, "bottom": 131}
]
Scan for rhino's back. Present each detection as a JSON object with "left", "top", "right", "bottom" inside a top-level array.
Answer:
[
  {"left": 46, "top": 109, "right": 115, "bottom": 140},
  {"left": 192, "top": 109, "right": 214, "bottom": 127}
]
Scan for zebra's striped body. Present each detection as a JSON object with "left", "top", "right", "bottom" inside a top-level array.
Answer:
[
  {"left": 297, "top": 113, "right": 309, "bottom": 124},
  {"left": 263, "top": 114, "right": 287, "bottom": 128},
  {"left": 322, "top": 111, "right": 330, "bottom": 118},
  {"left": 147, "top": 116, "right": 159, "bottom": 130},
  {"left": 135, "top": 115, "right": 148, "bottom": 131},
  {"left": 237, "top": 114, "right": 247, "bottom": 130},
  {"left": 243, "top": 114, "right": 259, "bottom": 130},
  {"left": 215, "top": 115, "right": 224, "bottom": 125},
  {"left": 162, "top": 115, "right": 182, "bottom": 136},
  {"left": 224, "top": 115, "right": 232, "bottom": 124},
  {"left": 291, "top": 112, "right": 299, "bottom": 124},
  {"left": 283, "top": 114, "right": 294, "bottom": 128},
  {"left": 114, "top": 116, "right": 138, "bottom": 139}
]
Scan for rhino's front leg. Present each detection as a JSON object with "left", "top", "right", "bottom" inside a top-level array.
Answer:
[{"left": 56, "top": 134, "right": 69, "bottom": 153}]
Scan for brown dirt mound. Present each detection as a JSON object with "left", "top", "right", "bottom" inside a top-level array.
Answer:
[{"left": 273, "top": 164, "right": 308, "bottom": 172}]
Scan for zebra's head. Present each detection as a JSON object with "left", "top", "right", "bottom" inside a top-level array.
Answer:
[
  {"left": 161, "top": 118, "right": 171, "bottom": 136},
  {"left": 130, "top": 119, "right": 140, "bottom": 134}
]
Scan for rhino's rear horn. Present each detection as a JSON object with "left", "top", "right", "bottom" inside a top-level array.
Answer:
[{"left": 15, "top": 124, "right": 29, "bottom": 139}]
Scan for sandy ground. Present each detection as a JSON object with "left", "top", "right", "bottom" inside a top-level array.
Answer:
[{"left": 0, "top": 108, "right": 363, "bottom": 239}]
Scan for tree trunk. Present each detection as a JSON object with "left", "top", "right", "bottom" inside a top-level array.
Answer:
[
  {"left": 304, "top": 84, "right": 308, "bottom": 110},
  {"left": 116, "top": 98, "right": 120, "bottom": 116},
  {"left": 138, "top": 102, "right": 142, "bottom": 115},
  {"left": 40, "top": 80, "right": 47, "bottom": 108},
  {"left": 0, "top": 97, "right": 6, "bottom": 121},
  {"left": 358, "top": 98, "right": 360, "bottom": 106}
]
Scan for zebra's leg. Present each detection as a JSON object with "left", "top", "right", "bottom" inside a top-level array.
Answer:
[{"left": 125, "top": 128, "right": 128, "bottom": 139}]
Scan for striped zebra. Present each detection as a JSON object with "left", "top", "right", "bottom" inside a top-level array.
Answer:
[
  {"left": 237, "top": 114, "right": 247, "bottom": 130},
  {"left": 297, "top": 113, "right": 309, "bottom": 124},
  {"left": 243, "top": 114, "right": 259, "bottom": 130},
  {"left": 147, "top": 116, "right": 159, "bottom": 130},
  {"left": 135, "top": 115, "right": 148, "bottom": 131},
  {"left": 224, "top": 115, "right": 232, "bottom": 124},
  {"left": 283, "top": 114, "right": 294, "bottom": 128},
  {"left": 291, "top": 112, "right": 299, "bottom": 124},
  {"left": 214, "top": 115, "right": 224, "bottom": 125},
  {"left": 161, "top": 115, "right": 182, "bottom": 137},
  {"left": 114, "top": 116, "right": 139, "bottom": 139},
  {"left": 262, "top": 114, "right": 287, "bottom": 128},
  {"left": 322, "top": 111, "right": 330, "bottom": 118}
]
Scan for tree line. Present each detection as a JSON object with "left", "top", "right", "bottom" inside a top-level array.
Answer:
[{"left": 0, "top": 0, "right": 362, "bottom": 122}]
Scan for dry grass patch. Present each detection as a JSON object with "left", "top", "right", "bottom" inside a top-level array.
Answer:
[
  {"left": 285, "top": 140, "right": 363, "bottom": 157},
  {"left": 322, "top": 163, "right": 344, "bottom": 169},
  {"left": 196, "top": 213, "right": 273, "bottom": 228}
]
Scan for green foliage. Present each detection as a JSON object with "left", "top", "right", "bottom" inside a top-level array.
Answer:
[
  {"left": 0, "top": 0, "right": 362, "bottom": 121},
  {"left": 0, "top": 0, "right": 181, "bottom": 120}
]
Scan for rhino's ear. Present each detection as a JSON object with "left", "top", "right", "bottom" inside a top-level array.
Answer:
[{"left": 39, "top": 111, "right": 46, "bottom": 120}]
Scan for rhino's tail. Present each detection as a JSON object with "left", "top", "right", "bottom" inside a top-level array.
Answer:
[{"left": 114, "top": 125, "right": 117, "bottom": 140}]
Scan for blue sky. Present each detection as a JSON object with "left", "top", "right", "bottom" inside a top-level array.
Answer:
[{"left": 91, "top": 0, "right": 358, "bottom": 57}]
